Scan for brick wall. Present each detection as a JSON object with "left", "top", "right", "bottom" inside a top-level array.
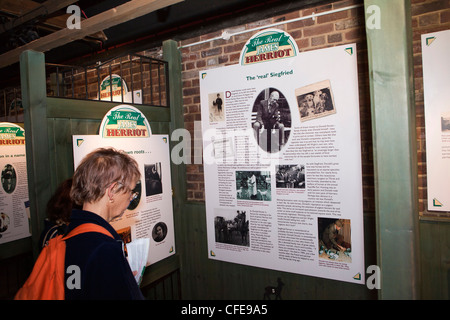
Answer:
[
  {"left": 178, "top": 0, "right": 374, "bottom": 205},
  {"left": 178, "top": 0, "right": 450, "bottom": 218},
  {"left": 38, "top": 0, "right": 448, "bottom": 215},
  {"left": 47, "top": 54, "right": 168, "bottom": 107},
  {"left": 412, "top": 0, "right": 450, "bottom": 217}
]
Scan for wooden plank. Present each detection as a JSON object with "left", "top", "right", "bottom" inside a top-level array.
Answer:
[
  {"left": 140, "top": 254, "right": 180, "bottom": 287},
  {"left": 0, "top": 237, "right": 32, "bottom": 260},
  {"left": 419, "top": 221, "right": 441, "bottom": 299},
  {"left": 0, "top": 0, "right": 77, "bottom": 34},
  {"left": 177, "top": 204, "right": 377, "bottom": 299},
  {"left": 53, "top": 118, "right": 74, "bottom": 181},
  {"left": 0, "top": 0, "right": 40, "bottom": 16},
  {"left": 419, "top": 220, "right": 450, "bottom": 299},
  {"left": 46, "top": 118, "right": 58, "bottom": 192},
  {"left": 0, "top": 0, "right": 184, "bottom": 68},
  {"left": 0, "top": 0, "right": 108, "bottom": 42},
  {"left": 46, "top": 97, "right": 170, "bottom": 121}
]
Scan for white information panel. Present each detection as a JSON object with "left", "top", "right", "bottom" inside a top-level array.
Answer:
[
  {"left": 422, "top": 29, "right": 450, "bottom": 212},
  {"left": 73, "top": 105, "right": 175, "bottom": 267},
  {"left": 0, "top": 123, "right": 31, "bottom": 244},
  {"left": 200, "top": 30, "right": 365, "bottom": 284}
]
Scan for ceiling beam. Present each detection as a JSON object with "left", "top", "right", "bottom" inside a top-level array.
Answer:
[
  {"left": 0, "top": 0, "right": 107, "bottom": 43},
  {"left": 0, "top": 0, "right": 184, "bottom": 69},
  {"left": 0, "top": 0, "right": 78, "bottom": 35}
]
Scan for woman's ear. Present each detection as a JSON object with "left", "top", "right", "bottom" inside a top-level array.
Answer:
[{"left": 107, "top": 182, "right": 117, "bottom": 203}]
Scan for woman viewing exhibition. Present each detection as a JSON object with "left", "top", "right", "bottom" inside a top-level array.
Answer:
[{"left": 66, "top": 147, "right": 144, "bottom": 300}]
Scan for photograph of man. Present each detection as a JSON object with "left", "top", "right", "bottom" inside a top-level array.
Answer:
[
  {"left": 236, "top": 171, "right": 271, "bottom": 201},
  {"left": 322, "top": 219, "right": 346, "bottom": 252},
  {"left": 442, "top": 113, "right": 450, "bottom": 132},
  {"left": 1, "top": 164, "right": 16, "bottom": 194},
  {"left": 214, "top": 209, "right": 249, "bottom": 246},
  {"left": 145, "top": 163, "right": 162, "bottom": 196},
  {"left": 318, "top": 218, "right": 352, "bottom": 262},
  {"left": 275, "top": 165, "right": 305, "bottom": 188},
  {"left": 252, "top": 88, "right": 291, "bottom": 153}
]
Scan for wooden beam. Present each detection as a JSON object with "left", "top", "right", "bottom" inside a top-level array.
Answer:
[
  {"left": 0, "top": 0, "right": 108, "bottom": 42},
  {"left": 0, "top": 0, "right": 77, "bottom": 34},
  {"left": 0, "top": 0, "right": 41, "bottom": 16},
  {"left": 0, "top": 0, "right": 184, "bottom": 68}
]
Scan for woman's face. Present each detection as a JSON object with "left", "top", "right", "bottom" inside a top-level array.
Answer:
[
  {"left": 109, "top": 182, "right": 136, "bottom": 222},
  {"left": 156, "top": 226, "right": 163, "bottom": 238}
]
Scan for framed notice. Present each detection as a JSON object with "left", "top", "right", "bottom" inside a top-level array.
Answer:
[
  {"left": 200, "top": 29, "right": 365, "bottom": 285},
  {"left": 422, "top": 29, "right": 450, "bottom": 212},
  {"left": 73, "top": 105, "right": 175, "bottom": 266},
  {"left": 0, "top": 123, "right": 31, "bottom": 244}
]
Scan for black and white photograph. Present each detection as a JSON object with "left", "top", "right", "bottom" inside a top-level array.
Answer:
[
  {"left": 251, "top": 87, "right": 291, "bottom": 153},
  {"left": 275, "top": 164, "right": 305, "bottom": 188},
  {"left": 236, "top": 170, "right": 271, "bottom": 201},
  {"left": 441, "top": 112, "right": 450, "bottom": 132},
  {"left": 0, "top": 212, "right": 10, "bottom": 233},
  {"left": 214, "top": 209, "right": 249, "bottom": 247},
  {"left": 1, "top": 164, "right": 16, "bottom": 194},
  {"left": 296, "top": 80, "right": 336, "bottom": 122},
  {"left": 208, "top": 92, "right": 225, "bottom": 123},
  {"left": 152, "top": 221, "right": 168, "bottom": 242},
  {"left": 145, "top": 162, "right": 163, "bottom": 196}
]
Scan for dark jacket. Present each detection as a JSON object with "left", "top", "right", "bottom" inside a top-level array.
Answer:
[
  {"left": 64, "top": 209, "right": 144, "bottom": 300},
  {"left": 38, "top": 219, "right": 68, "bottom": 252}
]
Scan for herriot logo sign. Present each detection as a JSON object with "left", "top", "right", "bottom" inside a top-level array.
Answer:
[
  {"left": 0, "top": 123, "right": 25, "bottom": 145},
  {"left": 99, "top": 74, "right": 129, "bottom": 102},
  {"left": 240, "top": 29, "right": 298, "bottom": 66},
  {"left": 99, "top": 105, "right": 151, "bottom": 138}
]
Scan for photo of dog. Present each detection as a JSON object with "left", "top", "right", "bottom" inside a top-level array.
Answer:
[{"left": 295, "top": 80, "right": 336, "bottom": 122}]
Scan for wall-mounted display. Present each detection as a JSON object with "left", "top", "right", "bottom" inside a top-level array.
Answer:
[
  {"left": 200, "top": 29, "right": 365, "bottom": 284},
  {"left": 98, "top": 74, "right": 142, "bottom": 104},
  {"left": 422, "top": 29, "right": 450, "bottom": 212},
  {"left": 73, "top": 105, "right": 175, "bottom": 267},
  {"left": 0, "top": 122, "right": 31, "bottom": 244}
]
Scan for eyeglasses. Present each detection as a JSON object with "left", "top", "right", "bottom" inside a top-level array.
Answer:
[
  {"left": 130, "top": 191, "right": 139, "bottom": 201},
  {"left": 117, "top": 182, "right": 139, "bottom": 201}
]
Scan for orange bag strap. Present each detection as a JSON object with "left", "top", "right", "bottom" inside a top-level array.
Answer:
[{"left": 62, "top": 223, "right": 114, "bottom": 241}]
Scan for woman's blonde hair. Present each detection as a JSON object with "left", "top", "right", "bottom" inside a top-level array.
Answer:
[{"left": 71, "top": 147, "right": 140, "bottom": 206}]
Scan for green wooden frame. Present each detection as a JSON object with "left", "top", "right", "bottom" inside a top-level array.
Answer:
[{"left": 18, "top": 42, "right": 183, "bottom": 289}]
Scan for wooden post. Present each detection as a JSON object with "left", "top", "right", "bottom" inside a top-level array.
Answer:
[
  {"left": 163, "top": 40, "right": 186, "bottom": 204},
  {"left": 20, "top": 50, "right": 53, "bottom": 259},
  {"left": 364, "top": 0, "right": 420, "bottom": 299}
]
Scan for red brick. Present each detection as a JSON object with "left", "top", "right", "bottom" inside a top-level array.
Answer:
[
  {"left": 419, "top": 12, "right": 440, "bottom": 26},
  {"left": 303, "top": 23, "right": 334, "bottom": 37},
  {"left": 327, "top": 33, "right": 343, "bottom": 43},
  {"left": 311, "top": 36, "right": 326, "bottom": 46},
  {"left": 441, "top": 9, "right": 450, "bottom": 23},
  {"left": 317, "top": 10, "right": 348, "bottom": 24}
]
